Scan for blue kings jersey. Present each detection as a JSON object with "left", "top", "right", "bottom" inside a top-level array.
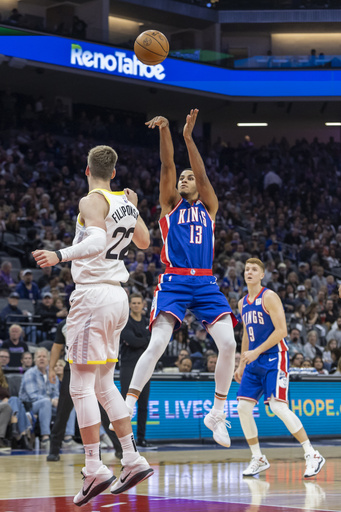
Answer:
[
  {"left": 159, "top": 198, "right": 214, "bottom": 269},
  {"left": 242, "top": 287, "right": 288, "bottom": 354}
]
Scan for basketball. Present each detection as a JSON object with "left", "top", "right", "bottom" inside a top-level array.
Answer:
[{"left": 134, "top": 30, "right": 169, "bottom": 66}]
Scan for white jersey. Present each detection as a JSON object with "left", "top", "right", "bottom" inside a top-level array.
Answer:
[{"left": 71, "top": 188, "right": 139, "bottom": 285}]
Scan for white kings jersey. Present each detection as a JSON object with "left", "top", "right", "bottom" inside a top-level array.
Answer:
[{"left": 71, "top": 189, "right": 139, "bottom": 285}]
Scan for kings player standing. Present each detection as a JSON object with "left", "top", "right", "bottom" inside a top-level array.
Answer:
[
  {"left": 235, "top": 258, "right": 325, "bottom": 478},
  {"left": 124, "top": 109, "right": 237, "bottom": 448}
]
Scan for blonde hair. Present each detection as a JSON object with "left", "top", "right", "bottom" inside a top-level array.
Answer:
[
  {"left": 9, "top": 324, "right": 23, "bottom": 335},
  {"left": 0, "top": 367, "right": 8, "bottom": 389},
  {"left": 87, "top": 145, "right": 118, "bottom": 180},
  {"left": 245, "top": 258, "right": 265, "bottom": 272},
  {"left": 34, "top": 347, "right": 50, "bottom": 363}
]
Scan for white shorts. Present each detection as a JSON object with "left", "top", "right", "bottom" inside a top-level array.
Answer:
[{"left": 66, "top": 283, "right": 129, "bottom": 365}]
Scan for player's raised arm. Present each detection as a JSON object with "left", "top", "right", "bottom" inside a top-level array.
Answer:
[
  {"left": 183, "top": 109, "right": 219, "bottom": 219},
  {"left": 145, "top": 115, "right": 181, "bottom": 216}
]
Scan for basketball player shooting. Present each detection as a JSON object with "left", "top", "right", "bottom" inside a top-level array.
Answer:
[
  {"left": 124, "top": 109, "right": 238, "bottom": 448},
  {"left": 32, "top": 145, "right": 153, "bottom": 506},
  {"left": 235, "top": 258, "right": 325, "bottom": 478}
]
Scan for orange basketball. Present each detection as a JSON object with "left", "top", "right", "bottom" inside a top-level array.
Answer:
[{"left": 134, "top": 30, "right": 169, "bottom": 66}]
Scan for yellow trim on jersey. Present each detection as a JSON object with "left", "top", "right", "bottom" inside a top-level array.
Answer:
[
  {"left": 87, "top": 358, "right": 119, "bottom": 364},
  {"left": 78, "top": 189, "right": 124, "bottom": 224},
  {"left": 68, "top": 358, "right": 118, "bottom": 364},
  {"left": 77, "top": 213, "right": 84, "bottom": 227},
  {"left": 89, "top": 188, "right": 125, "bottom": 196}
]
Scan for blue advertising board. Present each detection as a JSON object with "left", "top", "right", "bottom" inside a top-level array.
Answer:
[
  {"left": 120, "top": 380, "right": 341, "bottom": 441},
  {"left": 1, "top": 32, "right": 341, "bottom": 98}
]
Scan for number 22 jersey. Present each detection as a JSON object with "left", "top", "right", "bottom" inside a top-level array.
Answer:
[{"left": 71, "top": 188, "right": 138, "bottom": 285}]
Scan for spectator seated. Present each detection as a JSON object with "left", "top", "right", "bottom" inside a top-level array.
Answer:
[{"left": 19, "top": 347, "right": 59, "bottom": 450}]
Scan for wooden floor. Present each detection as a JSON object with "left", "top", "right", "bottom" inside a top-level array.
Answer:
[{"left": 0, "top": 442, "right": 340, "bottom": 512}]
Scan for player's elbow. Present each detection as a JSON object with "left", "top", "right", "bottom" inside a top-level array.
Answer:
[
  {"left": 279, "top": 327, "right": 288, "bottom": 339},
  {"left": 136, "top": 233, "right": 150, "bottom": 250},
  {"left": 95, "top": 241, "right": 107, "bottom": 255},
  {"left": 89, "top": 235, "right": 107, "bottom": 256}
]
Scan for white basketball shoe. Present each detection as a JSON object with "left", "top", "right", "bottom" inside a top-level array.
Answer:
[
  {"left": 110, "top": 456, "right": 154, "bottom": 494},
  {"left": 204, "top": 410, "right": 231, "bottom": 447},
  {"left": 243, "top": 455, "right": 271, "bottom": 476},
  {"left": 73, "top": 464, "right": 115, "bottom": 507},
  {"left": 304, "top": 451, "right": 325, "bottom": 478}
]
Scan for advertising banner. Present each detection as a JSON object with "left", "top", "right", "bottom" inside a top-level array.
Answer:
[
  {"left": 1, "top": 30, "right": 341, "bottom": 97},
  {"left": 120, "top": 380, "right": 341, "bottom": 440}
]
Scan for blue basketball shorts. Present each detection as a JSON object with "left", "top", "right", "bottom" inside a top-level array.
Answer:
[
  {"left": 149, "top": 274, "right": 237, "bottom": 330},
  {"left": 237, "top": 351, "right": 289, "bottom": 404}
]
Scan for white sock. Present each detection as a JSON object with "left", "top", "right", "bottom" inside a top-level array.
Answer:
[
  {"left": 84, "top": 442, "right": 102, "bottom": 473},
  {"left": 250, "top": 442, "right": 263, "bottom": 459},
  {"left": 301, "top": 439, "right": 315, "bottom": 456},
  {"left": 126, "top": 394, "right": 138, "bottom": 411},
  {"left": 211, "top": 406, "right": 224, "bottom": 416},
  {"left": 119, "top": 433, "right": 140, "bottom": 465},
  {"left": 213, "top": 394, "right": 226, "bottom": 412}
]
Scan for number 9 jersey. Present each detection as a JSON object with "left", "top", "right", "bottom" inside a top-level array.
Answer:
[
  {"left": 71, "top": 189, "right": 139, "bottom": 285},
  {"left": 242, "top": 287, "right": 288, "bottom": 355}
]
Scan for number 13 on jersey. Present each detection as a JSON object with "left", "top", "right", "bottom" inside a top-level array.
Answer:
[{"left": 190, "top": 225, "right": 202, "bottom": 244}]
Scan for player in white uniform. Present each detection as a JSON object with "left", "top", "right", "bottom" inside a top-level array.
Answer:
[{"left": 32, "top": 145, "right": 153, "bottom": 506}]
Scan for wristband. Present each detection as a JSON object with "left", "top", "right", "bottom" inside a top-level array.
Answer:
[{"left": 55, "top": 250, "right": 62, "bottom": 262}]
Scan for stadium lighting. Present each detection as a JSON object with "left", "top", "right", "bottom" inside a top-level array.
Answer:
[
  {"left": 237, "top": 123, "right": 268, "bottom": 127},
  {"left": 325, "top": 122, "right": 341, "bottom": 126}
]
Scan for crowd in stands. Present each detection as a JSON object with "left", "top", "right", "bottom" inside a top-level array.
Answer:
[
  {"left": 0, "top": 87, "right": 341, "bottom": 450},
  {"left": 1, "top": 8, "right": 87, "bottom": 40}
]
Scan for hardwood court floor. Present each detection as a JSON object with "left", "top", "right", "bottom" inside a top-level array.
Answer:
[{"left": 0, "top": 442, "right": 340, "bottom": 512}]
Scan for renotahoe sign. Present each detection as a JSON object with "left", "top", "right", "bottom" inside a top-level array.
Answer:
[
  {"left": 1, "top": 30, "right": 341, "bottom": 97},
  {"left": 70, "top": 43, "right": 166, "bottom": 80}
]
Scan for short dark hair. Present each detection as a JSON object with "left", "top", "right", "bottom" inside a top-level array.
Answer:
[
  {"left": 129, "top": 293, "right": 143, "bottom": 302},
  {"left": 291, "top": 352, "right": 304, "bottom": 362},
  {"left": 179, "top": 356, "right": 192, "bottom": 365}
]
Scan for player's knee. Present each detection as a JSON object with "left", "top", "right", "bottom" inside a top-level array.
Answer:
[
  {"left": 269, "top": 398, "right": 287, "bottom": 417},
  {"left": 269, "top": 397, "right": 303, "bottom": 433},
  {"left": 237, "top": 399, "right": 254, "bottom": 418},
  {"left": 70, "top": 383, "right": 92, "bottom": 401},
  {"left": 227, "top": 336, "right": 237, "bottom": 351},
  {"left": 95, "top": 382, "right": 115, "bottom": 406},
  {"left": 219, "top": 336, "right": 236, "bottom": 357},
  {"left": 237, "top": 400, "right": 246, "bottom": 417}
]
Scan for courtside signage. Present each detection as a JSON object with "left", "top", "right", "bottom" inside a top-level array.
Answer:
[
  {"left": 1, "top": 33, "right": 341, "bottom": 97},
  {"left": 120, "top": 380, "right": 341, "bottom": 440}
]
